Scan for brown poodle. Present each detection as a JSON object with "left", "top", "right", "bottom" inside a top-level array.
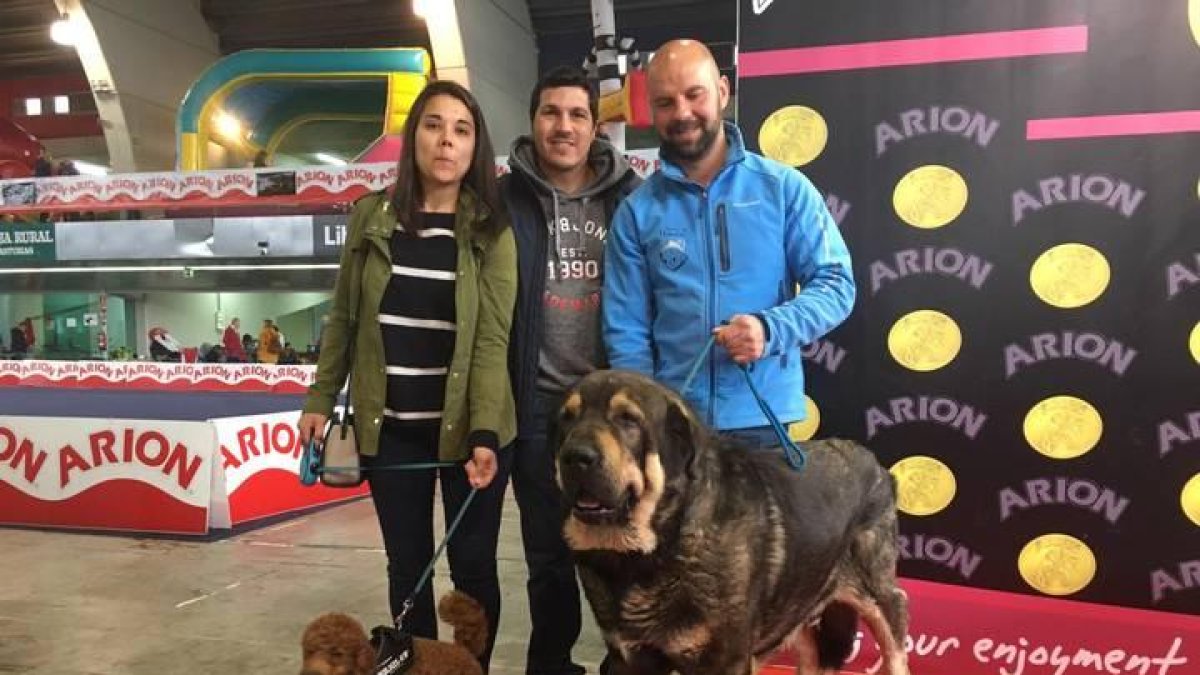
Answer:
[{"left": 299, "top": 591, "right": 488, "bottom": 675}]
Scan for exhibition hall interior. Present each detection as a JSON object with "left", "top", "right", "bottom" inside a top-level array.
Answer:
[{"left": 0, "top": 1, "right": 1196, "bottom": 673}]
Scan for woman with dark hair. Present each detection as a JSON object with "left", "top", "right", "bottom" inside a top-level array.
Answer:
[{"left": 298, "top": 80, "right": 516, "bottom": 671}]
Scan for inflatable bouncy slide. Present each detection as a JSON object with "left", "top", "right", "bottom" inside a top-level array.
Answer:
[{"left": 175, "top": 48, "right": 429, "bottom": 170}]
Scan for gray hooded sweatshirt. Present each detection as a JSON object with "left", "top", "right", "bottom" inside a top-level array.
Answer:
[{"left": 508, "top": 137, "right": 635, "bottom": 394}]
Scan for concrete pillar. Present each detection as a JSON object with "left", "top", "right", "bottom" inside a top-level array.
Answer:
[
  {"left": 54, "top": 0, "right": 221, "bottom": 171},
  {"left": 424, "top": 0, "right": 538, "bottom": 152}
]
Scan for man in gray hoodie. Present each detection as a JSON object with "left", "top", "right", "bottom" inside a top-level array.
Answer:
[{"left": 501, "top": 65, "right": 640, "bottom": 675}]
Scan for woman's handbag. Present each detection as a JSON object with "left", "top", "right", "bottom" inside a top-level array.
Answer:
[
  {"left": 319, "top": 408, "right": 363, "bottom": 487},
  {"left": 300, "top": 212, "right": 369, "bottom": 489}
]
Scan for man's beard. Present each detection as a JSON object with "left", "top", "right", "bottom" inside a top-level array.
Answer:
[{"left": 659, "top": 118, "right": 720, "bottom": 163}]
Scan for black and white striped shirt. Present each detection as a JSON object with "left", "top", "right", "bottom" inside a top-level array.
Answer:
[{"left": 379, "top": 212, "right": 457, "bottom": 425}]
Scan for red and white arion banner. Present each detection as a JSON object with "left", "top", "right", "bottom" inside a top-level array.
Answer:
[
  {"left": 0, "top": 410, "right": 367, "bottom": 534},
  {"left": 763, "top": 578, "right": 1199, "bottom": 675},
  {"left": 209, "top": 411, "right": 367, "bottom": 528},
  {"left": 0, "top": 416, "right": 215, "bottom": 534},
  {"left": 0, "top": 153, "right": 662, "bottom": 211},
  {"left": 0, "top": 360, "right": 315, "bottom": 394},
  {"left": 0, "top": 163, "right": 396, "bottom": 207}
]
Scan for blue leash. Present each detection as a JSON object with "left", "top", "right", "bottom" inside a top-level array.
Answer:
[
  {"left": 303, "top": 444, "right": 480, "bottom": 630},
  {"left": 396, "top": 483, "right": 478, "bottom": 630},
  {"left": 680, "top": 334, "right": 808, "bottom": 471}
]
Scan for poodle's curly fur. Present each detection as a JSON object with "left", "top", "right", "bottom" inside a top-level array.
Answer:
[{"left": 299, "top": 591, "right": 488, "bottom": 675}]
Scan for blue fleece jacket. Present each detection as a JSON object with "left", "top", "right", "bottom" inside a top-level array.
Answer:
[{"left": 603, "top": 122, "right": 855, "bottom": 430}]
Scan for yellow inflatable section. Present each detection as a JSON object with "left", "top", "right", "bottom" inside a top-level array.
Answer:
[{"left": 177, "top": 48, "right": 430, "bottom": 170}]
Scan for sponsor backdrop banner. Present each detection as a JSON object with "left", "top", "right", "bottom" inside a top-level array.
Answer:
[
  {"left": 739, "top": 0, "right": 1198, "bottom": 620},
  {"left": 764, "top": 579, "right": 1199, "bottom": 675},
  {"left": 0, "top": 415, "right": 214, "bottom": 534}
]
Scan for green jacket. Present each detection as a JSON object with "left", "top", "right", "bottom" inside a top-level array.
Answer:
[{"left": 303, "top": 189, "right": 517, "bottom": 461}]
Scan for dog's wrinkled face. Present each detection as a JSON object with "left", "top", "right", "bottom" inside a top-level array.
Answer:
[{"left": 556, "top": 370, "right": 698, "bottom": 553}]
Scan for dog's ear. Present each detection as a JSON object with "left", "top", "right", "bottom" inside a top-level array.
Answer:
[
  {"left": 663, "top": 395, "right": 703, "bottom": 480},
  {"left": 552, "top": 390, "right": 583, "bottom": 458}
]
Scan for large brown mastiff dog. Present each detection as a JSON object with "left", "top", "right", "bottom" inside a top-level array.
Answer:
[{"left": 555, "top": 370, "right": 910, "bottom": 675}]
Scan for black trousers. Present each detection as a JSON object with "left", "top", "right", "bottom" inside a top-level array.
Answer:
[
  {"left": 511, "top": 391, "right": 586, "bottom": 675},
  {"left": 366, "top": 422, "right": 512, "bottom": 672}
]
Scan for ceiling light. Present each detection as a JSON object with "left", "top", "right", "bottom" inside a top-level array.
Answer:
[
  {"left": 50, "top": 14, "right": 77, "bottom": 46},
  {"left": 314, "top": 152, "right": 347, "bottom": 166}
]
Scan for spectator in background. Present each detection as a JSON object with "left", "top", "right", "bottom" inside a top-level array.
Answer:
[
  {"left": 242, "top": 333, "right": 256, "bottom": 361},
  {"left": 147, "top": 326, "right": 182, "bottom": 362},
  {"left": 252, "top": 150, "right": 270, "bottom": 168},
  {"left": 33, "top": 151, "right": 53, "bottom": 178},
  {"left": 9, "top": 324, "right": 28, "bottom": 357},
  {"left": 277, "top": 344, "right": 300, "bottom": 365},
  {"left": 222, "top": 317, "right": 247, "bottom": 362},
  {"left": 19, "top": 318, "right": 35, "bottom": 352},
  {"left": 55, "top": 158, "right": 82, "bottom": 219},
  {"left": 203, "top": 343, "right": 226, "bottom": 363},
  {"left": 257, "top": 319, "right": 281, "bottom": 364}
]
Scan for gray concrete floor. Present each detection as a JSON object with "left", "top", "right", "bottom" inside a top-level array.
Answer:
[{"left": 0, "top": 491, "right": 608, "bottom": 674}]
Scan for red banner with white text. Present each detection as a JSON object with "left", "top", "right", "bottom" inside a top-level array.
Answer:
[
  {"left": 0, "top": 416, "right": 214, "bottom": 534},
  {"left": 765, "top": 578, "right": 1199, "bottom": 675},
  {"left": 0, "top": 359, "right": 315, "bottom": 394}
]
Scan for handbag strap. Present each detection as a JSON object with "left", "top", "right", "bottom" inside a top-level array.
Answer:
[{"left": 340, "top": 203, "right": 372, "bottom": 407}]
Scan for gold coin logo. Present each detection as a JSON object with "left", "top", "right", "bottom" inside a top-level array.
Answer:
[
  {"left": 887, "top": 310, "right": 962, "bottom": 372},
  {"left": 1023, "top": 395, "right": 1103, "bottom": 460},
  {"left": 890, "top": 456, "right": 956, "bottom": 516},
  {"left": 1190, "top": 321, "right": 1200, "bottom": 364},
  {"left": 1030, "top": 243, "right": 1111, "bottom": 309},
  {"left": 758, "top": 105, "right": 829, "bottom": 167},
  {"left": 788, "top": 396, "right": 821, "bottom": 441},
  {"left": 893, "top": 165, "right": 969, "bottom": 229},
  {"left": 1018, "top": 534, "right": 1097, "bottom": 596},
  {"left": 1183, "top": 474, "right": 1200, "bottom": 527}
]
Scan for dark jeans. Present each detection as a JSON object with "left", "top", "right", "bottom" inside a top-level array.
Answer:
[
  {"left": 366, "top": 422, "right": 513, "bottom": 672},
  {"left": 511, "top": 391, "right": 586, "bottom": 675}
]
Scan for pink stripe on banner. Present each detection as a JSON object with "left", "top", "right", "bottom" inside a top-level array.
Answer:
[
  {"left": 1028, "top": 110, "right": 1200, "bottom": 140},
  {"left": 740, "top": 26, "right": 1088, "bottom": 77}
]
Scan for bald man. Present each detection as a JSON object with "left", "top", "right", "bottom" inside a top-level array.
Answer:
[{"left": 602, "top": 39, "right": 856, "bottom": 448}]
